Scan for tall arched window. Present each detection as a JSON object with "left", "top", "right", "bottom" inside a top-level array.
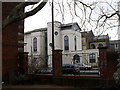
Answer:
[
  {"left": 64, "top": 35, "right": 69, "bottom": 50},
  {"left": 74, "top": 36, "right": 77, "bottom": 51},
  {"left": 33, "top": 37, "right": 37, "bottom": 52}
]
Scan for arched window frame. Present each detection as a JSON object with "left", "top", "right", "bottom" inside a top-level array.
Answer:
[
  {"left": 98, "top": 43, "right": 103, "bottom": 48},
  {"left": 64, "top": 35, "right": 69, "bottom": 50},
  {"left": 91, "top": 44, "right": 96, "bottom": 49},
  {"left": 33, "top": 37, "right": 37, "bottom": 52}
]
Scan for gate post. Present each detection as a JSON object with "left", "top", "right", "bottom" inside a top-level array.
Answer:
[
  {"left": 52, "top": 50, "right": 63, "bottom": 76},
  {"left": 98, "top": 47, "right": 108, "bottom": 78}
]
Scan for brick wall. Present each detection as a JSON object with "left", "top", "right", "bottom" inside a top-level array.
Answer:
[{"left": 2, "top": 2, "right": 25, "bottom": 83}]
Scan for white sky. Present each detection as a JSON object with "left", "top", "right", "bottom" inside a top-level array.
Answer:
[
  {"left": 24, "top": 0, "right": 119, "bottom": 40},
  {"left": 24, "top": 1, "right": 51, "bottom": 30}
]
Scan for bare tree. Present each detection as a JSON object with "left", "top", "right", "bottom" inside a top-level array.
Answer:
[
  {"left": 113, "top": 52, "right": 120, "bottom": 86},
  {"left": 2, "top": 0, "right": 48, "bottom": 29},
  {"left": 49, "top": 0, "right": 119, "bottom": 37},
  {"left": 3, "top": 0, "right": 119, "bottom": 36}
]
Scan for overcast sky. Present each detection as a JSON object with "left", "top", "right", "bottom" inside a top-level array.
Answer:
[{"left": 24, "top": 0, "right": 119, "bottom": 40}]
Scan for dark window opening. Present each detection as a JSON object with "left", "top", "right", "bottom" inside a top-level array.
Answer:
[
  {"left": 74, "top": 36, "right": 77, "bottom": 51},
  {"left": 91, "top": 44, "right": 95, "bottom": 49},
  {"left": 89, "top": 53, "right": 96, "bottom": 63},
  {"left": 73, "top": 54, "right": 80, "bottom": 64}
]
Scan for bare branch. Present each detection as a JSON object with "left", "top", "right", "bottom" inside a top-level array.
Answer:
[
  {"left": 67, "top": 0, "right": 74, "bottom": 22},
  {"left": 74, "top": 1, "right": 82, "bottom": 21},
  {"left": 95, "top": 10, "right": 118, "bottom": 30},
  {"left": 57, "top": 0, "right": 65, "bottom": 23}
]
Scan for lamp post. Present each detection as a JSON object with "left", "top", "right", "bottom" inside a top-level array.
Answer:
[
  {"left": 51, "top": 0, "right": 62, "bottom": 76},
  {"left": 52, "top": 0, "right": 54, "bottom": 51},
  {"left": 52, "top": 0, "right": 55, "bottom": 75}
]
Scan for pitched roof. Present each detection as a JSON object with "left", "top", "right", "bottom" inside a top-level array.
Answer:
[
  {"left": 61, "top": 22, "right": 81, "bottom": 31},
  {"left": 24, "top": 28, "right": 47, "bottom": 35},
  {"left": 24, "top": 22, "right": 81, "bottom": 35},
  {"left": 81, "top": 30, "right": 94, "bottom": 38}
]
